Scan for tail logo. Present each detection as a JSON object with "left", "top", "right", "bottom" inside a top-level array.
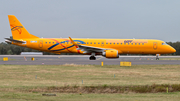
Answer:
[{"left": 10, "top": 25, "right": 23, "bottom": 34}]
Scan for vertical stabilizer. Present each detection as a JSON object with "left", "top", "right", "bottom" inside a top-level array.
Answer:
[{"left": 8, "top": 15, "right": 38, "bottom": 39}]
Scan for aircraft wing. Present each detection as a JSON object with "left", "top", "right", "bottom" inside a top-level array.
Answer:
[
  {"left": 77, "top": 45, "right": 106, "bottom": 53},
  {"left": 69, "top": 37, "right": 109, "bottom": 53}
]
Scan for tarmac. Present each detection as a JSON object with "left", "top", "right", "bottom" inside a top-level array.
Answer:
[{"left": 0, "top": 55, "right": 180, "bottom": 65}]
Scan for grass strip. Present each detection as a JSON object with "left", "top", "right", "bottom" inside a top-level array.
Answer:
[{"left": 6, "top": 84, "right": 179, "bottom": 94}]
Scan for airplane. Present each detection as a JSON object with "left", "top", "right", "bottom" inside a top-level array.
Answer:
[{"left": 5, "top": 15, "right": 176, "bottom": 60}]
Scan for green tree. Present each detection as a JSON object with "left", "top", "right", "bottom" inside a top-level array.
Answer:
[{"left": 7, "top": 50, "right": 13, "bottom": 55}]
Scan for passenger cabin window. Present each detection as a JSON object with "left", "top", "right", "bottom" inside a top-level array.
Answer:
[{"left": 142, "top": 43, "right": 144, "bottom": 45}]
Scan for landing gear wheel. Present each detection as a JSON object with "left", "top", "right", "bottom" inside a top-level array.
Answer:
[
  {"left": 89, "top": 56, "right": 96, "bottom": 60},
  {"left": 156, "top": 54, "right": 160, "bottom": 60}
]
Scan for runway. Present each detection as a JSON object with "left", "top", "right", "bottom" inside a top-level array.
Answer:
[{"left": 0, "top": 55, "right": 180, "bottom": 65}]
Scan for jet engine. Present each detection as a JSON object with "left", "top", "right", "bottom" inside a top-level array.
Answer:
[{"left": 102, "top": 50, "right": 119, "bottom": 58}]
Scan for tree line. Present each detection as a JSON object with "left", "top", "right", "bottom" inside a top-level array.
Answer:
[
  {"left": 0, "top": 42, "right": 56, "bottom": 55},
  {"left": 0, "top": 42, "right": 179, "bottom": 55}
]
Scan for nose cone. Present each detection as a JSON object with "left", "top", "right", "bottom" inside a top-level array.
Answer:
[{"left": 171, "top": 47, "right": 176, "bottom": 53}]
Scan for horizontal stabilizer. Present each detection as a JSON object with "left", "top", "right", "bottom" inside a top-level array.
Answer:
[{"left": 5, "top": 38, "right": 25, "bottom": 43}]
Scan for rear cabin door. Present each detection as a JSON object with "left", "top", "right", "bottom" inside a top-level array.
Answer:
[{"left": 39, "top": 40, "right": 43, "bottom": 48}]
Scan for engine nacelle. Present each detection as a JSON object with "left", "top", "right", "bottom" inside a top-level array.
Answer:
[{"left": 102, "top": 50, "right": 119, "bottom": 58}]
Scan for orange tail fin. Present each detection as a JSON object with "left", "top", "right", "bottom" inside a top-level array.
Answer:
[{"left": 8, "top": 15, "right": 38, "bottom": 39}]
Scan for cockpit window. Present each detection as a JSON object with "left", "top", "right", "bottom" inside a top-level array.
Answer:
[{"left": 162, "top": 42, "right": 167, "bottom": 45}]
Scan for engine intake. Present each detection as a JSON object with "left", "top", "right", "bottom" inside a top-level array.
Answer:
[{"left": 102, "top": 50, "right": 119, "bottom": 58}]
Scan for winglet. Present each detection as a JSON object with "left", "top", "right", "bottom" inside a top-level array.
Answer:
[{"left": 69, "top": 37, "right": 79, "bottom": 46}]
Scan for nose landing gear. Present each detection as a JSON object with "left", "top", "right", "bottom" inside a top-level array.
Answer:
[{"left": 156, "top": 54, "right": 160, "bottom": 60}]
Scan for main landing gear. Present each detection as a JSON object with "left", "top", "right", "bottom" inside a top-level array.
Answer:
[
  {"left": 89, "top": 53, "right": 96, "bottom": 60},
  {"left": 89, "top": 56, "right": 96, "bottom": 60}
]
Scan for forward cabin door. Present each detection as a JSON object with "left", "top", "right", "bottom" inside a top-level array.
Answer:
[
  {"left": 39, "top": 40, "right": 43, "bottom": 48},
  {"left": 153, "top": 42, "right": 157, "bottom": 50}
]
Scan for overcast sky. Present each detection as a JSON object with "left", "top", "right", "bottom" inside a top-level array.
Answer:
[{"left": 0, "top": 0, "right": 180, "bottom": 42}]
